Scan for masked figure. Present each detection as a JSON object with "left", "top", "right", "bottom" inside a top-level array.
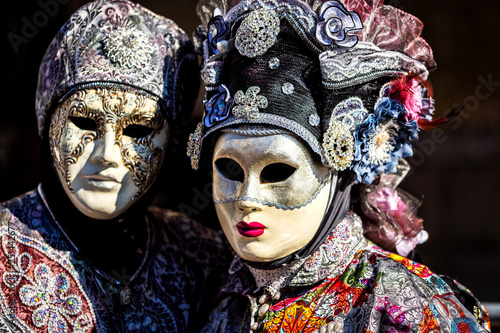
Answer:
[
  {"left": 187, "top": 0, "right": 491, "bottom": 332},
  {"left": 0, "top": 0, "right": 232, "bottom": 332}
]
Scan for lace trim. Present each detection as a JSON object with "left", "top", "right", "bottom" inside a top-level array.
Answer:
[
  {"left": 319, "top": 42, "right": 429, "bottom": 89},
  {"left": 291, "top": 213, "right": 367, "bottom": 286},
  {"left": 227, "top": 213, "right": 367, "bottom": 292},
  {"left": 246, "top": 258, "right": 307, "bottom": 297}
]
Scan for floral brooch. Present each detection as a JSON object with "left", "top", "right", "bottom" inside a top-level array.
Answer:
[
  {"left": 322, "top": 97, "right": 368, "bottom": 170},
  {"left": 232, "top": 86, "right": 268, "bottom": 121}
]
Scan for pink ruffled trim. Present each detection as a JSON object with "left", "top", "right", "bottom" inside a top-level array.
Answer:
[
  {"left": 343, "top": 0, "right": 435, "bottom": 68},
  {"left": 358, "top": 159, "right": 426, "bottom": 256}
]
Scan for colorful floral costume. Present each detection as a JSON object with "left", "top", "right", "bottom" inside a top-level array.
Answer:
[
  {"left": 0, "top": 187, "right": 231, "bottom": 332},
  {"left": 201, "top": 213, "right": 490, "bottom": 332}
]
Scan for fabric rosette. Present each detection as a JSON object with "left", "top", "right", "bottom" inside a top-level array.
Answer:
[
  {"left": 315, "top": 1, "right": 363, "bottom": 48},
  {"left": 203, "top": 84, "right": 233, "bottom": 128},
  {"left": 206, "top": 8, "right": 230, "bottom": 57},
  {"left": 352, "top": 97, "right": 419, "bottom": 185}
]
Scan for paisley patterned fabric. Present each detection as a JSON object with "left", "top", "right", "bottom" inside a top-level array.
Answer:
[
  {"left": 202, "top": 213, "right": 490, "bottom": 333},
  {"left": 0, "top": 188, "right": 232, "bottom": 332}
]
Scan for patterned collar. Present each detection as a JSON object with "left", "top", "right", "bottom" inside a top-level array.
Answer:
[{"left": 224, "top": 212, "right": 367, "bottom": 296}]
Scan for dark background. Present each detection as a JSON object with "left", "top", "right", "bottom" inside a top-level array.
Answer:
[{"left": 3, "top": 0, "right": 500, "bottom": 328}]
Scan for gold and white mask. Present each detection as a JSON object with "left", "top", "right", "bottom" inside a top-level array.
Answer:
[
  {"left": 49, "top": 87, "right": 168, "bottom": 219},
  {"left": 212, "top": 130, "right": 334, "bottom": 262}
]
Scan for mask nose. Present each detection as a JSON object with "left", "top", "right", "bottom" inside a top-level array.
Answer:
[
  {"left": 236, "top": 199, "right": 263, "bottom": 213},
  {"left": 236, "top": 175, "right": 264, "bottom": 213},
  {"left": 91, "top": 126, "right": 121, "bottom": 167}
]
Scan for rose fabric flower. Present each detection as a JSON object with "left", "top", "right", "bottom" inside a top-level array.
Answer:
[
  {"left": 316, "top": 1, "right": 363, "bottom": 48},
  {"left": 207, "top": 8, "right": 230, "bottom": 56},
  {"left": 203, "top": 84, "right": 233, "bottom": 128}
]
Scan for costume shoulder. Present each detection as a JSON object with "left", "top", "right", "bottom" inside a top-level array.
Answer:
[
  {"left": 359, "top": 245, "right": 491, "bottom": 332},
  {"left": 0, "top": 190, "right": 43, "bottom": 236}
]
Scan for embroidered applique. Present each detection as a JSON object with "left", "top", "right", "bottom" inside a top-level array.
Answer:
[{"left": 0, "top": 230, "right": 96, "bottom": 332}]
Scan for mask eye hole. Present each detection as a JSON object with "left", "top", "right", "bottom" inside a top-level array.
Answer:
[
  {"left": 215, "top": 158, "right": 244, "bottom": 182},
  {"left": 260, "top": 163, "right": 296, "bottom": 184},
  {"left": 123, "top": 124, "right": 154, "bottom": 138},
  {"left": 69, "top": 116, "right": 97, "bottom": 131}
]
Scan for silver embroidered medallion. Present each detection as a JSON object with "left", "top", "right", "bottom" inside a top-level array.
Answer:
[{"left": 103, "top": 25, "right": 155, "bottom": 69}]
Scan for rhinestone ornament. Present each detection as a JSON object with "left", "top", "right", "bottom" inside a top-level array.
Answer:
[
  {"left": 268, "top": 57, "right": 280, "bottom": 69},
  {"left": 103, "top": 26, "right": 155, "bottom": 69},
  {"left": 186, "top": 122, "right": 203, "bottom": 170},
  {"left": 322, "top": 121, "right": 355, "bottom": 171},
  {"left": 235, "top": 9, "right": 280, "bottom": 58},
  {"left": 309, "top": 113, "right": 320, "bottom": 127},
  {"left": 232, "top": 86, "right": 268, "bottom": 120},
  {"left": 201, "top": 61, "right": 223, "bottom": 86},
  {"left": 282, "top": 82, "right": 294, "bottom": 95}
]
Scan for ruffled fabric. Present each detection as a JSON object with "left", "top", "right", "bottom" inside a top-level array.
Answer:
[
  {"left": 344, "top": 0, "right": 435, "bottom": 68},
  {"left": 358, "top": 160, "right": 427, "bottom": 256}
]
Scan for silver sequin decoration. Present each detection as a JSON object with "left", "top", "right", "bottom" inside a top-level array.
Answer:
[{"left": 232, "top": 86, "right": 268, "bottom": 120}]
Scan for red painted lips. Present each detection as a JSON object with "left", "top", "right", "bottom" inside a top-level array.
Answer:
[{"left": 236, "top": 221, "right": 265, "bottom": 237}]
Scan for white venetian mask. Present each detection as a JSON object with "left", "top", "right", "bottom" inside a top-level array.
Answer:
[
  {"left": 212, "top": 131, "right": 334, "bottom": 262},
  {"left": 49, "top": 88, "right": 169, "bottom": 219}
]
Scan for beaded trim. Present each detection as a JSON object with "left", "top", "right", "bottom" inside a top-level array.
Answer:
[
  {"left": 213, "top": 170, "right": 331, "bottom": 210},
  {"left": 203, "top": 113, "right": 327, "bottom": 166},
  {"left": 187, "top": 122, "right": 203, "bottom": 170}
]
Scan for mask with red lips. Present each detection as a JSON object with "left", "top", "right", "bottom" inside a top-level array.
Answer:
[{"left": 212, "top": 130, "right": 335, "bottom": 262}]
